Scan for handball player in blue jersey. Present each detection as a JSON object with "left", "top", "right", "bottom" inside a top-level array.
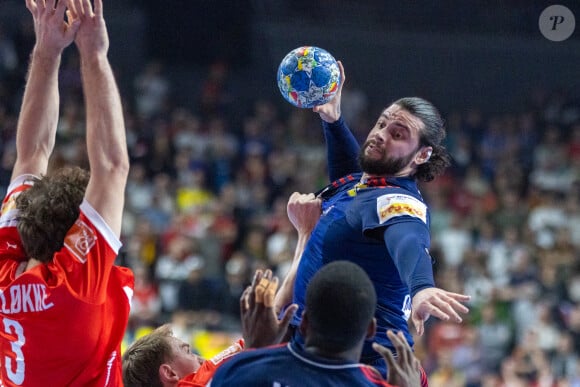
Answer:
[
  {"left": 210, "top": 261, "right": 423, "bottom": 387},
  {"left": 275, "top": 62, "right": 470, "bottom": 381}
]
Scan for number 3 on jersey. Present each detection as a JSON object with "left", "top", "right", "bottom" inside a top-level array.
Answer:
[{"left": 1, "top": 318, "right": 25, "bottom": 385}]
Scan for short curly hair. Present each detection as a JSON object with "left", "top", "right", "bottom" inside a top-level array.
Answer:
[{"left": 16, "top": 166, "right": 89, "bottom": 263}]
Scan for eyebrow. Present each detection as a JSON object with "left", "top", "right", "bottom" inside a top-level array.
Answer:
[
  {"left": 381, "top": 111, "right": 406, "bottom": 121},
  {"left": 381, "top": 114, "right": 409, "bottom": 129}
]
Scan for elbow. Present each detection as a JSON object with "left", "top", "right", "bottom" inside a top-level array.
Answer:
[
  {"left": 112, "top": 155, "right": 130, "bottom": 178},
  {"left": 97, "top": 153, "right": 130, "bottom": 180},
  {"left": 106, "top": 144, "right": 130, "bottom": 173}
]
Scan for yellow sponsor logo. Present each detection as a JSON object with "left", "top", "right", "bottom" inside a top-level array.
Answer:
[{"left": 379, "top": 202, "right": 425, "bottom": 219}]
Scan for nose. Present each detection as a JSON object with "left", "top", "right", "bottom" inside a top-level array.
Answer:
[{"left": 373, "top": 129, "right": 387, "bottom": 143}]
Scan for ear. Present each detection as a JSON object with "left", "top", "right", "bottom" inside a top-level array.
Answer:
[
  {"left": 415, "top": 146, "right": 433, "bottom": 165},
  {"left": 365, "top": 317, "right": 377, "bottom": 340},
  {"left": 159, "top": 363, "right": 179, "bottom": 384}
]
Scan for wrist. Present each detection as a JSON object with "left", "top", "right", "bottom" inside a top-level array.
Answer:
[
  {"left": 31, "top": 46, "right": 62, "bottom": 64},
  {"left": 411, "top": 285, "right": 434, "bottom": 299},
  {"left": 79, "top": 49, "right": 108, "bottom": 63},
  {"left": 80, "top": 53, "right": 109, "bottom": 68},
  {"left": 297, "top": 229, "right": 313, "bottom": 239},
  {"left": 322, "top": 115, "right": 344, "bottom": 126}
]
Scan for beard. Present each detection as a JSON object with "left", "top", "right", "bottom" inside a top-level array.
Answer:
[{"left": 357, "top": 142, "right": 416, "bottom": 176}]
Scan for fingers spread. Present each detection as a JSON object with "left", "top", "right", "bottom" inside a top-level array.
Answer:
[
  {"left": 279, "top": 303, "right": 298, "bottom": 327},
  {"left": 373, "top": 341, "right": 399, "bottom": 376},
  {"left": 81, "top": 0, "right": 94, "bottom": 16},
  {"left": 388, "top": 330, "right": 410, "bottom": 365},
  {"left": 240, "top": 285, "right": 251, "bottom": 313},
  {"left": 93, "top": 0, "right": 103, "bottom": 16},
  {"left": 54, "top": 0, "right": 67, "bottom": 20},
  {"left": 412, "top": 316, "right": 425, "bottom": 336},
  {"left": 424, "top": 303, "right": 450, "bottom": 321},
  {"left": 66, "top": 0, "right": 78, "bottom": 19},
  {"left": 337, "top": 60, "right": 346, "bottom": 91},
  {"left": 254, "top": 277, "right": 269, "bottom": 304},
  {"left": 433, "top": 295, "right": 469, "bottom": 322},
  {"left": 25, "top": 0, "right": 36, "bottom": 14},
  {"left": 263, "top": 277, "right": 278, "bottom": 308}
]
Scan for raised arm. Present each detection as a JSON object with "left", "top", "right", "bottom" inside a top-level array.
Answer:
[
  {"left": 12, "top": 0, "right": 79, "bottom": 179},
  {"left": 274, "top": 192, "right": 321, "bottom": 315},
  {"left": 313, "top": 61, "right": 360, "bottom": 181},
  {"left": 69, "top": 0, "right": 129, "bottom": 236}
]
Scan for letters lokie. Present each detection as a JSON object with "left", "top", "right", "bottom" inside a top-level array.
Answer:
[{"left": 0, "top": 284, "right": 54, "bottom": 314}]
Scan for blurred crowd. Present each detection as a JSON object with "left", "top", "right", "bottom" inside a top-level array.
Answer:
[{"left": 1, "top": 18, "right": 580, "bottom": 387}]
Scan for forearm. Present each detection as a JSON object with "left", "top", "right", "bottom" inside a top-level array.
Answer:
[
  {"left": 274, "top": 231, "right": 310, "bottom": 314},
  {"left": 322, "top": 116, "right": 361, "bottom": 181},
  {"left": 13, "top": 48, "right": 61, "bottom": 177},
  {"left": 80, "top": 53, "right": 129, "bottom": 236},
  {"left": 82, "top": 55, "right": 128, "bottom": 172}
]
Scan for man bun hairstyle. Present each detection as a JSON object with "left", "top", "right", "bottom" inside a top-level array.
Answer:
[{"left": 394, "top": 97, "right": 451, "bottom": 182}]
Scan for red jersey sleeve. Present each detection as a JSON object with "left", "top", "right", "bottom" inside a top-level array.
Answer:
[
  {"left": 51, "top": 199, "right": 123, "bottom": 303},
  {"left": 0, "top": 175, "right": 36, "bottom": 262},
  {"left": 178, "top": 339, "right": 244, "bottom": 387}
]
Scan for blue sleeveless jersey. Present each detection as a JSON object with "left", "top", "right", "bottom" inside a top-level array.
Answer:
[
  {"left": 209, "top": 341, "right": 392, "bottom": 387},
  {"left": 291, "top": 172, "right": 431, "bottom": 364}
]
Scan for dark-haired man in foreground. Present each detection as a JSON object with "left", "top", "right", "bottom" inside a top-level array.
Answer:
[{"left": 210, "top": 261, "right": 423, "bottom": 387}]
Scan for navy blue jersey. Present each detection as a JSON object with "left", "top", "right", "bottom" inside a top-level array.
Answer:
[
  {"left": 290, "top": 117, "right": 435, "bottom": 372},
  {"left": 209, "top": 342, "right": 393, "bottom": 387}
]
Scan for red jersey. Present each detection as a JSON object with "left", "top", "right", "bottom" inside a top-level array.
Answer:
[
  {"left": 0, "top": 175, "right": 134, "bottom": 387},
  {"left": 177, "top": 339, "right": 244, "bottom": 387}
]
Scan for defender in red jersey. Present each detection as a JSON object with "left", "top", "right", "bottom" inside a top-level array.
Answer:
[
  {"left": 122, "top": 270, "right": 296, "bottom": 387},
  {"left": 0, "top": 0, "right": 131, "bottom": 386}
]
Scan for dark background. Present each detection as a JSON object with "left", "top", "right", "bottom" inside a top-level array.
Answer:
[{"left": 1, "top": 0, "right": 579, "bottom": 115}]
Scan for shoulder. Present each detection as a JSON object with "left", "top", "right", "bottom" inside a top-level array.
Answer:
[
  {"left": 0, "top": 175, "right": 37, "bottom": 228},
  {"left": 212, "top": 345, "right": 287, "bottom": 377},
  {"left": 374, "top": 191, "right": 428, "bottom": 225},
  {"left": 359, "top": 365, "right": 394, "bottom": 386}
]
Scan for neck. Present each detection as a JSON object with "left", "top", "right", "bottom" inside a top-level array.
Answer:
[
  {"left": 15, "top": 259, "right": 42, "bottom": 277},
  {"left": 362, "top": 170, "right": 413, "bottom": 181},
  {"left": 304, "top": 343, "right": 362, "bottom": 363},
  {"left": 25, "top": 258, "right": 42, "bottom": 272}
]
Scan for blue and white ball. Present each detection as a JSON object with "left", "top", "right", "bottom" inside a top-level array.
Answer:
[{"left": 277, "top": 46, "right": 341, "bottom": 108}]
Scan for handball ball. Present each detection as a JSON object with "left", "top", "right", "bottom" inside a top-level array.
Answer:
[{"left": 277, "top": 46, "right": 341, "bottom": 108}]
